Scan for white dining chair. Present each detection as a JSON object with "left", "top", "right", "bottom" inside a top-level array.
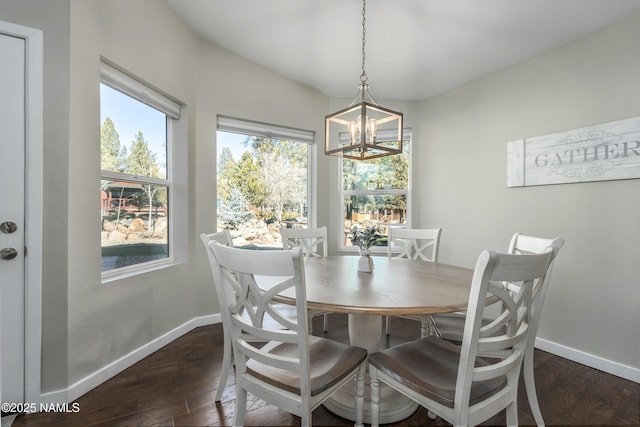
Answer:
[
  {"left": 201, "top": 230, "right": 299, "bottom": 402},
  {"left": 385, "top": 227, "right": 442, "bottom": 337},
  {"left": 209, "top": 242, "right": 367, "bottom": 427},
  {"left": 369, "top": 248, "right": 555, "bottom": 427},
  {"left": 431, "top": 233, "right": 564, "bottom": 426},
  {"left": 280, "top": 226, "right": 332, "bottom": 333}
]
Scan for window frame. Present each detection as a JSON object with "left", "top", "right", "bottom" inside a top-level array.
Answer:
[
  {"left": 99, "top": 60, "right": 186, "bottom": 281},
  {"left": 339, "top": 129, "right": 412, "bottom": 252},
  {"left": 216, "top": 116, "right": 316, "bottom": 237}
]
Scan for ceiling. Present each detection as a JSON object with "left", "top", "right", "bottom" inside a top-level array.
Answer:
[{"left": 166, "top": 0, "right": 640, "bottom": 101}]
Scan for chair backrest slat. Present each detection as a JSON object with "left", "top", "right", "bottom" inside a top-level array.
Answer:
[
  {"left": 509, "top": 233, "right": 565, "bottom": 324},
  {"left": 235, "top": 338, "right": 301, "bottom": 371},
  {"left": 280, "top": 226, "right": 328, "bottom": 258},
  {"left": 387, "top": 227, "right": 442, "bottom": 261}
]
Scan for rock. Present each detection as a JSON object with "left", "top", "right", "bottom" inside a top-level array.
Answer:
[
  {"left": 126, "top": 233, "right": 142, "bottom": 241},
  {"left": 128, "top": 218, "right": 147, "bottom": 233},
  {"left": 108, "top": 230, "right": 127, "bottom": 241}
]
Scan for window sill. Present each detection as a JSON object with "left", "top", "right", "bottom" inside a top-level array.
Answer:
[{"left": 101, "top": 257, "right": 179, "bottom": 284}]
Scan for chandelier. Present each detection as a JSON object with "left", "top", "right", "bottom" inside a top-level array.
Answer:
[{"left": 324, "top": 0, "right": 403, "bottom": 160}]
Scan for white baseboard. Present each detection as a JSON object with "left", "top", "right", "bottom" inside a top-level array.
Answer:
[
  {"left": 535, "top": 337, "right": 640, "bottom": 383},
  {"left": 36, "top": 316, "right": 638, "bottom": 406},
  {"left": 39, "top": 314, "right": 220, "bottom": 405}
]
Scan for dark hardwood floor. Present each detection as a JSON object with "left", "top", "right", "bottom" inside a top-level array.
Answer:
[{"left": 11, "top": 315, "right": 640, "bottom": 426}]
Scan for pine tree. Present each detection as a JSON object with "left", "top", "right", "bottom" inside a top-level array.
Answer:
[
  {"left": 100, "top": 117, "right": 127, "bottom": 172},
  {"left": 125, "top": 131, "right": 159, "bottom": 177},
  {"left": 235, "top": 152, "right": 268, "bottom": 208},
  {"left": 218, "top": 188, "right": 254, "bottom": 229}
]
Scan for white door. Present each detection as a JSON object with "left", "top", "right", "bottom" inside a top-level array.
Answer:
[{"left": 0, "top": 32, "right": 26, "bottom": 405}]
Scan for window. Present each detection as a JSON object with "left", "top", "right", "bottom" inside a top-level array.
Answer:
[
  {"left": 216, "top": 116, "right": 314, "bottom": 248},
  {"left": 100, "top": 61, "right": 183, "bottom": 277},
  {"left": 341, "top": 130, "right": 411, "bottom": 251}
]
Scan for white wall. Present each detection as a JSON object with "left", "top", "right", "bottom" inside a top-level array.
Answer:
[
  {"left": 193, "top": 38, "right": 330, "bottom": 314},
  {"left": 416, "top": 14, "right": 640, "bottom": 375},
  {"left": 67, "top": 0, "right": 201, "bottom": 388},
  {"left": 1, "top": 0, "right": 638, "bottom": 403},
  {"left": 66, "top": 0, "right": 333, "bottom": 398},
  {"left": 0, "top": 0, "right": 71, "bottom": 393},
  {"left": 1, "top": 0, "right": 332, "bottom": 398}
]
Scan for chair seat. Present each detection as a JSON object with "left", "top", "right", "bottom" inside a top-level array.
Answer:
[
  {"left": 247, "top": 336, "right": 367, "bottom": 396},
  {"left": 368, "top": 336, "right": 506, "bottom": 408}
]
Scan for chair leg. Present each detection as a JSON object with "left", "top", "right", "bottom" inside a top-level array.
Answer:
[
  {"left": 301, "top": 410, "right": 312, "bottom": 427},
  {"left": 420, "top": 316, "right": 430, "bottom": 338},
  {"left": 354, "top": 365, "right": 365, "bottom": 427},
  {"left": 232, "top": 386, "right": 247, "bottom": 427},
  {"left": 370, "top": 366, "right": 380, "bottom": 427},
  {"left": 215, "top": 333, "right": 233, "bottom": 402},
  {"left": 506, "top": 400, "right": 518, "bottom": 426},
  {"left": 308, "top": 313, "right": 314, "bottom": 334},
  {"left": 524, "top": 346, "right": 545, "bottom": 426}
]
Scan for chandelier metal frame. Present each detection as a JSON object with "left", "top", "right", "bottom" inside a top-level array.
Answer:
[{"left": 324, "top": 0, "right": 403, "bottom": 160}]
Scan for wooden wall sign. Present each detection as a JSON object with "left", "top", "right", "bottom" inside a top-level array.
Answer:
[{"left": 507, "top": 116, "right": 640, "bottom": 187}]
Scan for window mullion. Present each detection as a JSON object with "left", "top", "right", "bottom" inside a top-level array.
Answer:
[
  {"left": 101, "top": 170, "right": 170, "bottom": 186},
  {"left": 343, "top": 189, "right": 407, "bottom": 196}
]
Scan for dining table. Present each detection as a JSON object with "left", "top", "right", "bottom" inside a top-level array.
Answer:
[{"left": 270, "top": 254, "right": 477, "bottom": 424}]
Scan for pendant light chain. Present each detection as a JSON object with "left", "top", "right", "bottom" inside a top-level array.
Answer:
[
  {"left": 324, "top": 0, "right": 403, "bottom": 160},
  {"left": 360, "top": 0, "right": 368, "bottom": 85}
]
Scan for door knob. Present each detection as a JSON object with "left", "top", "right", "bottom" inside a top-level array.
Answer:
[
  {"left": 1, "top": 247, "right": 18, "bottom": 260},
  {"left": 0, "top": 221, "right": 17, "bottom": 234}
]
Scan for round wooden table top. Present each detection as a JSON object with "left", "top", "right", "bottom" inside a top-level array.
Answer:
[{"left": 277, "top": 255, "right": 475, "bottom": 316}]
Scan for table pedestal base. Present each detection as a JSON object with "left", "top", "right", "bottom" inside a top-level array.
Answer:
[
  {"left": 323, "top": 374, "right": 418, "bottom": 424},
  {"left": 322, "top": 314, "right": 419, "bottom": 424}
]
